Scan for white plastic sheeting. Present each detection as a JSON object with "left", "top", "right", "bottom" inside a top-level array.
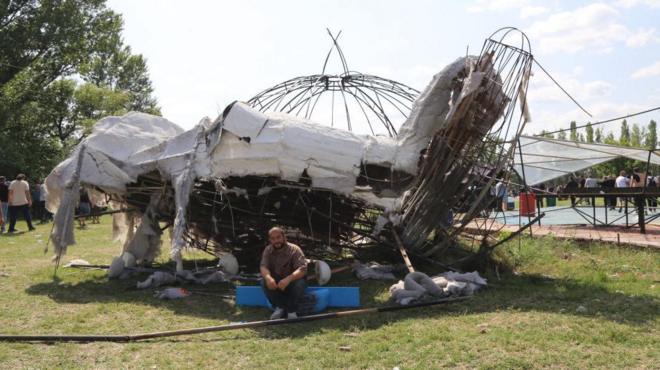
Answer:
[
  {"left": 513, "top": 135, "right": 660, "bottom": 185},
  {"left": 44, "top": 57, "right": 474, "bottom": 266}
]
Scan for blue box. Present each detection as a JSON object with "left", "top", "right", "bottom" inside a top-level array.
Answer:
[{"left": 236, "top": 286, "right": 360, "bottom": 310}]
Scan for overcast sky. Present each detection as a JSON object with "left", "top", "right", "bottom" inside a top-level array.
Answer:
[{"left": 107, "top": 0, "right": 660, "bottom": 136}]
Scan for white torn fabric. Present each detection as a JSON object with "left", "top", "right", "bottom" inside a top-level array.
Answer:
[
  {"left": 48, "top": 145, "right": 86, "bottom": 259},
  {"left": 352, "top": 261, "right": 398, "bottom": 280},
  {"left": 108, "top": 256, "right": 125, "bottom": 278},
  {"left": 441, "top": 271, "right": 488, "bottom": 286},
  {"left": 389, "top": 271, "right": 487, "bottom": 305},
  {"left": 514, "top": 135, "right": 660, "bottom": 185},
  {"left": 122, "top": 193, "right": 163, "bottom": 265},
  {"left": 45, "top": 57, "right": 474, "bottom": 265},
  {"left": 136, "top": 271, "right": 176, "bottom": 289},
  {"left": 155, "top": 287, "right": 190, "bottom": 300},
  {"left": 217, "top": 254, "right": 239, "bottom": 276},
  {"left": 64, "top": 259, "right": 91, "bottom": 267},
  {"left": 197, "top": 271, "right": 229, "bottom": 285},
  {"left": 518, "top": 68, "right": 532, "bottom": 124}
]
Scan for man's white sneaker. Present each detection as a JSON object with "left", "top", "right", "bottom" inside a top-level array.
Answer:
[
  {"left": 287, "top": 312, "right": 298, "bottom": 319},
  {"left": 270, "top": 307, "right": 285, "bottom": 320}
]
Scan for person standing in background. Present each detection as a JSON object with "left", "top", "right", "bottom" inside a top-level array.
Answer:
[
  {"left": 495, "top": 179, "right": 507, "bottom": 212},
  {"left": 8, "top": 174, "right": 35, "bottom": 232},
  {"left": 0, "top": 176, "right": 8, "bottom": 233},
  {"left": 38, "top": 182, "right": 50, "bottom": 222},
  {"left": 31, "top": 180, "right": 42, "bottom": 222},
  {"left": 615, "top": 170, "right": 630, "bottom": 213},
  {"left": 565, "top": 176, "right": 579, "bottom": 207},
  {"left": 78, "top": 187, "right": 91, "bottom": 228},
  {"left": 647, "top": 172, "right": 657, "bottom": 213},
  {"left": 598, "top": 175, "right": 616, "bottom": 210}
]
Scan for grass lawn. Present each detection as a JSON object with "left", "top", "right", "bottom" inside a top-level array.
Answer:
[{"left": 0, "top": 216, "right": 658, "bottom": 369}]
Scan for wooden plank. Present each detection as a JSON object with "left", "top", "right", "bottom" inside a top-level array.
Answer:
[{"left": 391, "top": 229, "right": 415, "bottom": 273}]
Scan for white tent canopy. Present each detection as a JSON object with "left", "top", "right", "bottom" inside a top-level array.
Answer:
[{"left": 513, "top": 135, "right": 660, "bottom": 185}]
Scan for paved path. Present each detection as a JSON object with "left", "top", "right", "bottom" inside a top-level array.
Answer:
[{"left": 464, "top": 222, "right": 660, "bottom": 249}]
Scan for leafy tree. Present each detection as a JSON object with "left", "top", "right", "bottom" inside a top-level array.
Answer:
[
  {"left": 585, "top": 122, "right": 594, "bottom": 143},
  {"left": 630, "top": 124, "right": 642, "bottom": 147},
  {"left": 557, "top": 130, "right": 567, "bottom": 140},
  {"left": 594, "top": 127, "right": 603, "bottom": 143},
  {"left": 82, "top": 44, "right": 160, "bottom": 114},
  {"left": 604, "top": 132, "right": 616, "bottom": 145},
  {"left": 619, "top": 119, "right": 630, "bottom": 146},
  {"left": 646, "top": 120, "right": 657, "bottom": 150},
  {"left": 569, "top": 121, "right": 578, "bottom": 141},
  {"left": 0, "top": 0, "right": 161, "bottom": 180},
  {"left": 0, "top": 0, "right": 123, "bottom": 127},
  {"left": 73, "top": 82, "right": 130, "bottom": 133}
]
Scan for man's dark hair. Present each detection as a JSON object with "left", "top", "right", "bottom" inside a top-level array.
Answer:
[{"left": 16, "top": 173, "right": 26, "bottom": 180}]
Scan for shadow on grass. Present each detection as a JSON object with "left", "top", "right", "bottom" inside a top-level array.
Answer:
[{"left": 22, "top": 268, "right": 659, "bottom": 341}]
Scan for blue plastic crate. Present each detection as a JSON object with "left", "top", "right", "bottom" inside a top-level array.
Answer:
[{"left": 236, "top": 286, "right": 360, "bottom": 311}]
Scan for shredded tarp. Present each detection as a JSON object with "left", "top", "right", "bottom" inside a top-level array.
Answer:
[
  {"left": 389, "top": 271, "right": 487, "bottom": 305},
  {"left": 514, "top": 135, "right": 660, "bottom": 185},
  {"left": 45, "top": 58, "right": 475, "bottom": 269}
]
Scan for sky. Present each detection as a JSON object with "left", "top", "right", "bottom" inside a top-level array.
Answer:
[{"left": 107, "top": 0, "right": 660, "bottom": 137}]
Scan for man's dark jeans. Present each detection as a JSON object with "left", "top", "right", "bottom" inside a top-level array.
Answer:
[
  {"left": 8, "top": 204, "right": 34, "bottom": 232},
  {"left": 261, "top": 273, "right": 306, "bottom": 313}
]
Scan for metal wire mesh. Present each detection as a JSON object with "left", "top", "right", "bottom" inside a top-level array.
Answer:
[{"left": 247, "top": 30, "right": 419, "bottom": 137}]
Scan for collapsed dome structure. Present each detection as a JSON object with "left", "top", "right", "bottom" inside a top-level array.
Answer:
[
  {"left": 45, "top": 27, "right": 535, "bottom": 274},
  {"left": 247, "top": 30, "right": 419, "bottom": 137}
]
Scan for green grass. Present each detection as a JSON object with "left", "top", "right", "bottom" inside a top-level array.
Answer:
[{"left": 0, "top": 217, "right": 658, "bottom": 369}]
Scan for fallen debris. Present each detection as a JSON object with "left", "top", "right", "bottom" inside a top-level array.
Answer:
[
  {"left": 44, "top": 28, "right": 534, "bottom": 277},
  {"left": 389, "top": 271, "right": 487, "bottom": 305},
  {"left": 351, "top": 261, "right": 398, "bottom": 281},
  {"left": 155, "top": 287, "right": 190, "bottom": 300}
]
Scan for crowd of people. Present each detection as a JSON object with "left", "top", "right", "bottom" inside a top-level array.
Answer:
[
  {"left": 551, "top": 168, "right": 659, "bottom": 212},
  {"left": 0, "top": 174, "right": 104, "bottom": 233},
  {"left": 0, "top": 174, "right": 52, "bottom": 233}
]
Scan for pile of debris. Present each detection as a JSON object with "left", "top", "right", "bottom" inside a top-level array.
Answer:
[{"left": 44, "top": 28, "right": 533, "bottom": 275}]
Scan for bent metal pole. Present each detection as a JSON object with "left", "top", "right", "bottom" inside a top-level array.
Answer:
[{"left": 0, "top": 296, "right": 470, "bottom": 343}]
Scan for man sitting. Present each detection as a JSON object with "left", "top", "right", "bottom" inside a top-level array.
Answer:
[{"left": 260, "top": 227, "right": 308, "bottom": 319}]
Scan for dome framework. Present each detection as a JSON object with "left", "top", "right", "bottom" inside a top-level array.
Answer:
[{"left": 247, "top": 30, "right": 420, "bottom": 137}]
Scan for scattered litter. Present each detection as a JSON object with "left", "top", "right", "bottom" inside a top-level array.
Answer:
[
  {"left": 155, "top": 287, "right": 190, "bottom": 300},
  {"left": 137, "top": 271, "right": 176, "bottom": 289},
  {"left": 389, "top": 271, "right": 486, "bottom": 305},
  {"left": 339, "top": 346, "right": 352, "bottom": 352},
  {"left": 352, "top": 261, "right": 398, "bottom": 280},
  {"left": 315, "top": 260, "right": 332, "bottom": 286},
  {"left": 217, "top": 254, "right": 239, "bottom": 276},
  {"left": 197, "top": 271, "right": 229, "bottom": 285},
  {"left": 64, "top": 259, "right": 91, "bottom": 267}
]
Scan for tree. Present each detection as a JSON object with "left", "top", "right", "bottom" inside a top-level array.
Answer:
[
  {"left": 646, "top": 120, "right": 658, "bottom": 150},
  {"left": 569, "top": 121, "right": 578, "bottom": 141},
  {"left": 0, "top": 0, "right": 161, "bottom": 180},
  {"left": 594, "top": 127, "right": 603, "bottom": 143},
  {"left": 73, "top": 82, "right": 130, "bottom": 133},
  {"left": 585, "top": 122, "right": 594, "bottom": 143},
  {"left": 604, "top": 132, "right": 616, "bottom": 145},
  {"left": 82, "top": 44, "right": 160, "bottom": 114},
  {"left": 619, "top": 119, "right": 630, "bottom": 146},
  {"left": 557, "top": 130, "right": 567, "bottom": 140},
  {"left": 0, "top": 0, "right": 124, "bottom": 128},
  {"left": 630, "top": 124, "right": 642, "bottom": 147}
]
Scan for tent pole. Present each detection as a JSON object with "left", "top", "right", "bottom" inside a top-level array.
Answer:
[
  {"left": 639, "top": 150, "right": 653, "bottom": 234},
  {"left": 516, "top": 138, "right": 533, "bottom": 235}
]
